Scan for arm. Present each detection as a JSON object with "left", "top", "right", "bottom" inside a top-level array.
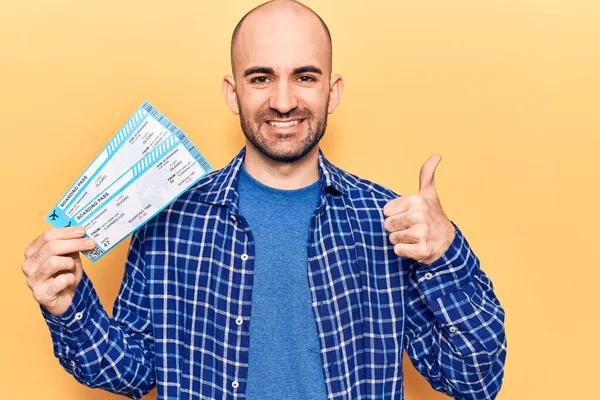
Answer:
[
  {"left": 403, "top": 223, "right": 506, "bottom": 399},
  {"left": 381, "top": 155, "right": 506, "bottom": 398},
  {"left": 38, "top": 228, "right": 155, "bottom": 399}
]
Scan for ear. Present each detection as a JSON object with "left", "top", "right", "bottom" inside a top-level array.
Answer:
[
  {"left": 327, "top": 74, "right": 344, "bottom": 114},
  {"left": 222, "top": 74, "right": 240, "bottom": 115}
]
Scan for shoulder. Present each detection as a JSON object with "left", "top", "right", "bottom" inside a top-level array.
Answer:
[
  {"left": 146, "top": 168, "right": 222, "bottom": 229},
  {"left": 334, "top": 164, "right": 400, "bottom": 205},
  {"left": 177, "top": 168, "right": 221, "bottom": 203}
]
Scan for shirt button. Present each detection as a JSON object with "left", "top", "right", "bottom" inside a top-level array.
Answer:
[
  {"left": 235, "top": 317, "right": 243, "bottom": 326},
  {"left": 70, "top": 360, "right": 76, "bottom": 367},
  {"left": 74, "top": 312, "right": 84, "bottom": 321},
  {"left": 232, "top": 380, "right": 239, "bottom": 389},
  {"left": 449, "top": 326, "right": 458, "bottom": 333},
  {"left": 241, "top": 253, "right": 248, "bottom": 261},
  {"left": 424, "top": 272, "right": 433, "bottom": 280}
]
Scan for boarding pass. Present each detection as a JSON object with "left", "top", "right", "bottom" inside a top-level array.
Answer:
[{"left": 46, "top": 101, "right": 213, "bottom": 261}]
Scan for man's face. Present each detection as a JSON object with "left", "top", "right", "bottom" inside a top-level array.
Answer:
[{"left": 230, "top": 8, "right": 333, "bottom": 163}]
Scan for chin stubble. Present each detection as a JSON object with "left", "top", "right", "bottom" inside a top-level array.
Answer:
[{"left": 238, "top": 104, "right": 328, "bottom": 163}]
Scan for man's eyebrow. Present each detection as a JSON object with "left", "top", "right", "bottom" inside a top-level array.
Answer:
[
  {"left": 242, "top": 65, "right": 323, "bottom": 77},
  {"left": 243, "top": 66, "right": 274, "bottom": 77},
  {"left": 293, "top": 65, "right": 322, "bottom": 75}
]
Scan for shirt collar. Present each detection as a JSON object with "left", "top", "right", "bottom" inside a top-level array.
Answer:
[{"left": 197, "top": 147, "right": 348, "bottom": 212}]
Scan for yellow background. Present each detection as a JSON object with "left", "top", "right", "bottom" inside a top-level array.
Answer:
[{"left": 1, "top": 0, "right": 598, "bottom": 399}]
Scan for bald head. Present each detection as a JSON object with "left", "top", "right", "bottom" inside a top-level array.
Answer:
[
  {"left": 222, "top": 0, "right": 344, "bottom": 166},
  {"left": 230, "top": 0, "right": 332, "bottom": 77}
]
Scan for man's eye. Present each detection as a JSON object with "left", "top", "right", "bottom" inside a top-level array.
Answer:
[
  {"left": 250, "top": 76, "right": 270, "bottom": 85},
  {"left": 298, "top": 76, "right": 316, "bottom": 83}
]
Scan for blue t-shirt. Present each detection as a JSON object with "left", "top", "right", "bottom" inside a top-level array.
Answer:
[{"left": 237, "top": 165, "right": 327, "bottom": 399}]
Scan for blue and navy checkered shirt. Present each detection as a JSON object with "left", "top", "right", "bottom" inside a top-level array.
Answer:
[{"left": 42, "top": 147, "right": 506, "bottom": 399}]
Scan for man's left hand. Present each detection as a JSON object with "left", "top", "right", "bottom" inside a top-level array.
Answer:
[{"left": 383, "top": 154, "right": 456, "bottom": 265}]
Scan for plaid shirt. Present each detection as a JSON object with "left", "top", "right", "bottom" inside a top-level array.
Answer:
[{"left": 42, "top": 147, "right": 506, "bottom": 400}]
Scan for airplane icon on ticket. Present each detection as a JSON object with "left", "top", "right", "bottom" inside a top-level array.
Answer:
[{"left": 49, "top": 210, "right": 59, "bottom": 221}]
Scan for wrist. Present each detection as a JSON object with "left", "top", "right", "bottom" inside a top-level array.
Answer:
[{"left": 420, "top": 220, "right": 456, "bottom": 265}]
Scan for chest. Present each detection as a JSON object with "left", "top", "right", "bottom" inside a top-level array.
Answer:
[
  {"left": 145, "top": 202, "right": 409, "bottom": 398},
  {"left": 145, "top": 201, "right": 407, "bottom": 333}
]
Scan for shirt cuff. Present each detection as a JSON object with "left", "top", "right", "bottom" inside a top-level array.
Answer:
[
  {"left": 40, "top": 270, "right": 98, "bottom": 338},
  {"left": 412, "top": 222, "right": 498, "bottom": 355}
]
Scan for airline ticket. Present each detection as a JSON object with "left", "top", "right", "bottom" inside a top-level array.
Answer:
[{"left": 46, "top": 101, "right": 213, "bottom": 261}]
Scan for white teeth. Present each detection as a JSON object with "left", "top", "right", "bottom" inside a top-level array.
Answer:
[{"left": 268, "top": 119, "right": 302, "bottom": 128}]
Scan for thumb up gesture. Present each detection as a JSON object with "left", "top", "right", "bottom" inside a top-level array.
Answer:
[{"left": 383, "top": 154, "right": 456, "bottom": 265}]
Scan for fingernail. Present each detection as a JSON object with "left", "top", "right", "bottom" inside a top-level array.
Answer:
[
  {"left": 85, "top": 239, "right": 96, "bottom": 247},
  {"left": 73, "top": 227, "right": 85, "bottom": 235}
]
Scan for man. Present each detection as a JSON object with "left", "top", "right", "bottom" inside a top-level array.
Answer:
[{"left": 22, "top": 1, "right": 506, "bottom": 399}]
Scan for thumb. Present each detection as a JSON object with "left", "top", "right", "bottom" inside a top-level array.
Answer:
[{"left": 419, "top": 154, "right": 442, "bottom": 196}]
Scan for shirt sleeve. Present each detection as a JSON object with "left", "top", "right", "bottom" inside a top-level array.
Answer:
[
  {"left": 40, "top": 227, "right": 155, "bottom": 400},
  {"left": 403, "top": 222, "right": 507, "bottom": 400}
]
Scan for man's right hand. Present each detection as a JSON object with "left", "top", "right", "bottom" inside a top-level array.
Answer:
[{"left": 22, "top": 227, "right": 97, "bottom": 317}]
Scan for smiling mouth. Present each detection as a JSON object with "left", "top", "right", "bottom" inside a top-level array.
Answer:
[{"left": 266, "top": 119, "right": 304, "bottom": 128}]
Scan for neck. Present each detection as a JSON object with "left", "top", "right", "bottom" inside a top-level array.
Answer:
[{"left": 243, "top": 142, "right": 320, "bottom": 190}]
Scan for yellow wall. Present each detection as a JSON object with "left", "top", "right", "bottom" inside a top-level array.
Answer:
[{"left": 1, "top": 0, "right": 598, "bottom": 398}]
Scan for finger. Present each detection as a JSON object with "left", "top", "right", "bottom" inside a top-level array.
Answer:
[
  {"left": 30, "top": 256, "right": 76, "bottom": 284},
  {"left": 26, "top": 237, "right": 96, "bottom": 271},
  {"left": 383, "top": 196, "right": 411, "bottom": 217},
  {"left": 418, "top": 154, "right": 442, "bottom": 195},
  {"left": 384, "top": 211, "right": 411, "bottom": 233},
  {"left": 393, "top": 243, "right": 421, "bottom": 260},
  {"left": 63, "top": 251, "right": 82, "bottom": 262},
  {"left": 72, "top": 256, "right": 84, "bottom": 282},
  {"left": 383, "top": 194, "right": 427, "bottom": 219},
  {"left": 24, "top": 227, "right": 86, "bottom": 259},
  {"left": 384, "top": 206, "right": 428, "bottom": 232},
  {"left": 389, "top": 227, "right": 420, "bottom": 245},
  {"left": 22, "top": 247, "right": 78, "bottom": 278},
  {"left": 45, "top": 272, "right": 76, "bottom": 299}
]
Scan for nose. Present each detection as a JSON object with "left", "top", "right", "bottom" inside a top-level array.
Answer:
[{"left": 269, "top": 80, "right": 298, "bottom": 114}]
